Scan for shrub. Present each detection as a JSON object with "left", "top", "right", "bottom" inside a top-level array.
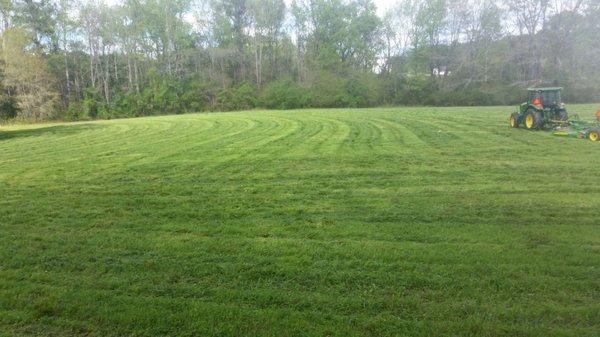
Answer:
[
  {"left": 0, "top": 91, "right": 18, "bottom": 121},
  {"left": 394, "top": 75, "right": 430, "bottom": 105},
  {"left": 261, "top": 80, "right": 313, "bottom": 109},
  {"left": 64, "top": 98, "right": 101, "bottom": 121},
  {"left": 65, "top": 102, "right": 84, "bottom": 121},
  {"left": 111, "top": 93, "right": 139, "bottom": 118},
  {"left": 180, "top": 81, "right": 212, "bottom": 112},
  {"left": 217, "top": 82, "right": 258, "bottom": 111},
  {"left": 344, "top": 72, "right": 380, "bottom": 108},
  {"left": 310, "top": 71, "right": 350, "bottom": 108}
]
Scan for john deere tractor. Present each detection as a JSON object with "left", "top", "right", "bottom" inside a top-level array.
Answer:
[{"left": 509, "top": 87, "right": 568, "bottom": 130}]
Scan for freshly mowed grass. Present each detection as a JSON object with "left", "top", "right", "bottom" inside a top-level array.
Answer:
[{"left": 0, "top": 106, "right": 599, "bottom": 336}]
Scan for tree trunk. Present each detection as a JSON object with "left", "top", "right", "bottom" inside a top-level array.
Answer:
[
  {"left": 127, "top": 53, "right": 133, "bottom": 92},
  {"left": 103, "top": 46, "right": 110, "bottom": 104},
  {"left": 133, "top": 56, "right": 140, "bottom": 94}
]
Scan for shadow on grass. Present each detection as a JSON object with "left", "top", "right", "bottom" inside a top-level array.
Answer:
[{"left": 0, "top": 123, "right": 104, "bottom": 141}]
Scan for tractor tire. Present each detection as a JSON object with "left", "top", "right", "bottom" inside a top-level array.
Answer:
[
  {"left": 588, "top": 128, "right": 600, "bottom": 142},
  {"left": 509, "top": 112, "right": 520, "bottom": 128},
  {"left": 524, "top": 109, "right": 542, "bottom": 130},
  {"left": 558, "top": 109, "right": 569, "bottom": 121}
]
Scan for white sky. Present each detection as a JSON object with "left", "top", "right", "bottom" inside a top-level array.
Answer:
[{"left": 374, "top": 0, "right": 395, "bottom": 16}]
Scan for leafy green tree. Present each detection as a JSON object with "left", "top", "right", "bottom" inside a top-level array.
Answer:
[
  {"left": 212, "top": 0, "right": 250, "bottom": 83},
  {"left": 12, "top": 0, "right": 58, "bottom": 51},
  {"left": 0, "top": 28, "right": 58, "bottom": 121},
  {"left": 248, "top": 0, "right": 286, "bottom": 86},
  {"left": 1, "top": 0, "right": 600, "bottom": 119}
]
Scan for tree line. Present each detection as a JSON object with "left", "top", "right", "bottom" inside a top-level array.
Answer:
[{"left": 0, "top": 0, "right": 599, "bottom": 122}]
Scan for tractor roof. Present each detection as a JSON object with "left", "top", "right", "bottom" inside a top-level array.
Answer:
[{"left": 527, "top": 87, "right": 563, "bottom": 92}]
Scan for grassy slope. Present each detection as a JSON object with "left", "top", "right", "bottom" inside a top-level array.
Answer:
[{"left": 0, "top": 106, "right": 598, "bottom": 336}]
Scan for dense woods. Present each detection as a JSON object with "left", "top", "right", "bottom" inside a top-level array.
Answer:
[{"left": 0, "top": 0, "right": 599, "bottom": 121}]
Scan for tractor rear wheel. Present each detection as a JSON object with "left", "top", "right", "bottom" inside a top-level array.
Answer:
[
  {"left": 524, "top": 109, "right": 542, "bottom": 130},
  {"left": 588, "top": 128, "right": 600, "bottom": 142},
  {"left": 509, "top": 112, "right": 520, "bottom": 128}
]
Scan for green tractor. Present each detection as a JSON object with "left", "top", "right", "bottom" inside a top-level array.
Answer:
[{"left": 509, "top": 87, "right": 568, "bottom": 130}]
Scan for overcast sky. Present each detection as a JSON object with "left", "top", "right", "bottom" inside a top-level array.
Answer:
[{"left": 373, "top": 0, "right": 395, "bottom": 16}]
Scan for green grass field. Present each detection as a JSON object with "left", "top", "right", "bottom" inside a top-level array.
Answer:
[{"left": 1, "top": 106, "right": 599, "bottom": 336}]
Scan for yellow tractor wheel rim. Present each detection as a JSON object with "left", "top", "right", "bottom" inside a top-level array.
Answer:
[
  {"left": 510, "top": 116, "right": 516, "bottom": 127},
  {"left": 590, "top": 131, "right": 599, "bottom": 142},
  {"left": 525, "top": 114, "right": 534, "bottom": 129}
]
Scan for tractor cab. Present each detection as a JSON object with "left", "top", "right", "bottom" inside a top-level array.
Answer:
[{"left": 528, "top": 87, "right": 562, "bottom": 108}]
